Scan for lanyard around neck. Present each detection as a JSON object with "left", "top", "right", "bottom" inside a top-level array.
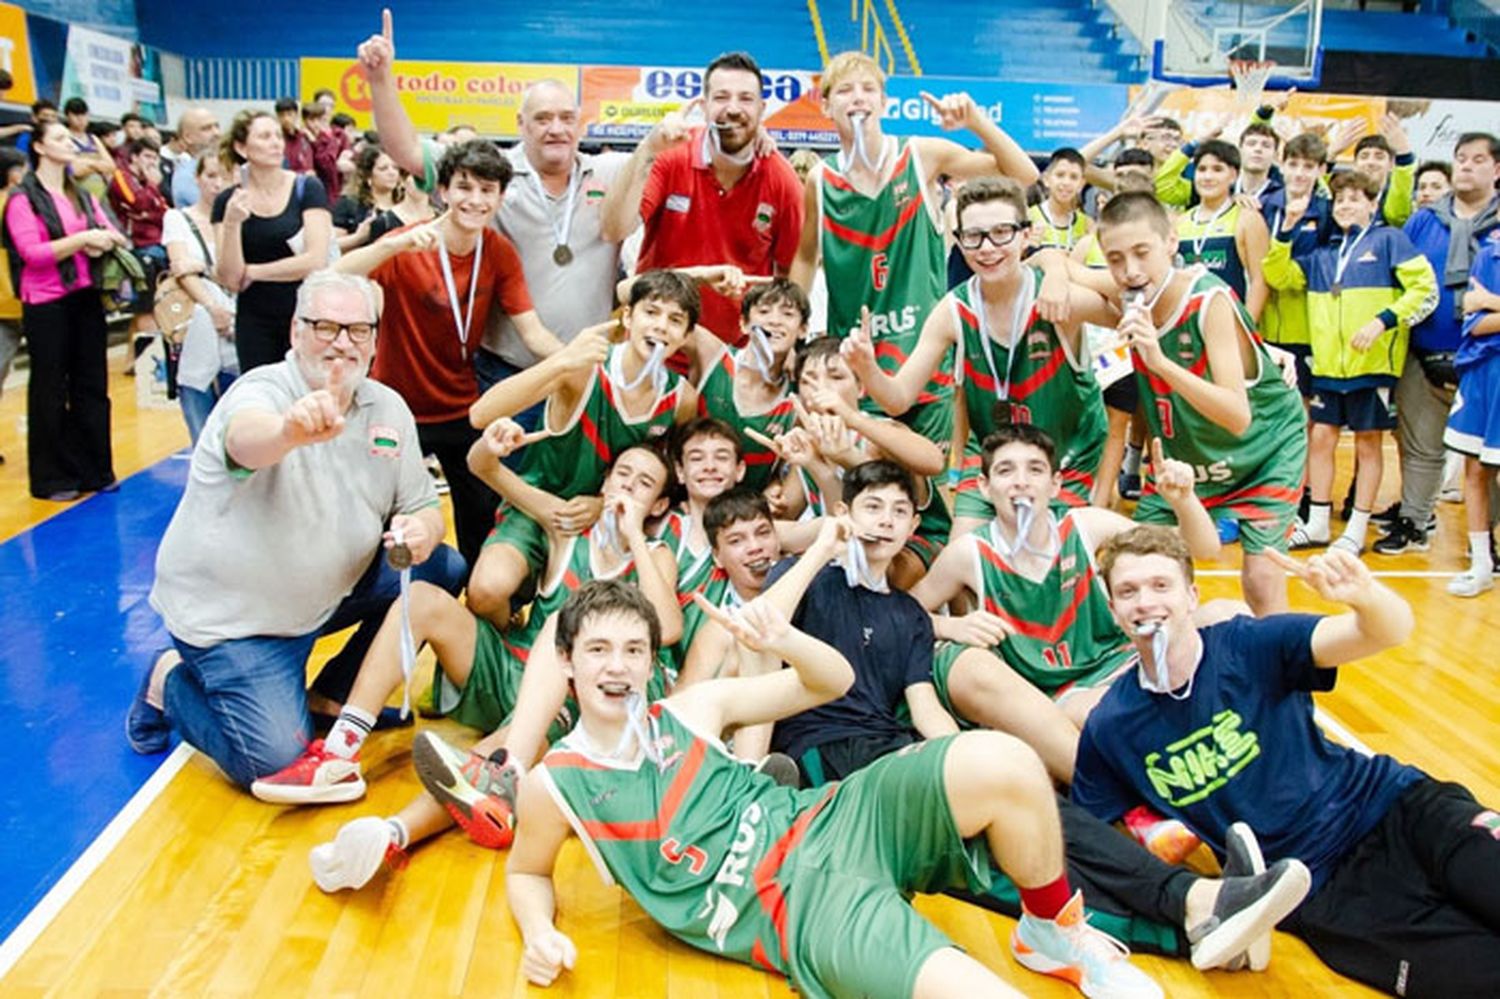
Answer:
[
  {"left": 437, "top": 231, "right": 482, "bottom": 360},
  {"left": 976, "top": 273, "right": 1036, "bottom": 402}
]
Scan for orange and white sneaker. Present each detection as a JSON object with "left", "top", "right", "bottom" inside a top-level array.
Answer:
[
  {"left": 309, "top": 817, "right": 408, "bottom": 892},
  {"left": 1012, "top": 891, "right": 1163, "bottom": 998},
  {"left": 251, "top": 739, "right": 365, "bottom": 805},
  {"left": 411, "top": 731, "right": 522, "bottom": 849},
  {"left": 1123, "top": 805, "right": 1201, "bottom": 865}
]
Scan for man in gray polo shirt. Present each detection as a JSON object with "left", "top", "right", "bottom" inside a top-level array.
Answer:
[
  {"left": 127, "top": 271, "right": 466, "bottom": 790},
  {"left": 358, "top": 14, "right": 629, "bottom": 411}
]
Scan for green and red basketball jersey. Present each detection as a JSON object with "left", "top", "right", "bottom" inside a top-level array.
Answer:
[
  {"left": 951, "top": 271, "right": 1108, "bottom": 507},
  {"left": 539, "top": 702, "right": 836, "bottom": 981},
  {"left": 968, "top": 510, "right": 1134, "bottom": 691},
  {"left": 518, "top": 344, "right": 685, "bottom": 498},
  {"left": 1133, "top": 269, "right": 1307, "bottom": 525},
  {"left": 818, "top": 140, "right": 953, "bottom": 413},
  {"left": 695, "top": 347, "right": 796, "bottom": 492}
]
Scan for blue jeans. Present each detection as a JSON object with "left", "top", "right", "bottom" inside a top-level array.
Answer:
[
  {"left": 162, "top": 543, "right": 467, "bottom": 787},
  {"left": 474, "top": 349, "right": 543, "bottom": 470},
  {"left": 179, "top": 371, "right": 237, "bottom": 447}
]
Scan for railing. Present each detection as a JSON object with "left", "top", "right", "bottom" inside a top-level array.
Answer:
[
  {"left": 185, "top": 57, "right": 299, "bottom": 102},
  {"left": 807, "top": 0, "right": 833, "bottom": 65},
  {"left": 1450, "top": 0, "right": 1500, "bottom": 54},
  {"left": 853, "top": 0, "right": 899, "bottom": 72}
]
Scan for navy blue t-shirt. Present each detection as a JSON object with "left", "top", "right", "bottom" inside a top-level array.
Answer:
[
  {"left": 1072, "top": 613, "right": 1422, "bottom": 889},
  {"left": 767, "top": 561, "right": 935, "bottom": 760}
]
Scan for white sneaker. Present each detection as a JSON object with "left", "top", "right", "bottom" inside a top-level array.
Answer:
[
  {"left": 309, "top": 817, "right": 406, "bottom": 892},
  {"left": 1012, "top": 891, "right": 1162, "bottom": 998},
  {"left": 1448, "top": 567, "right": 1495, "bottom": 598},
  {"left": 1329, "top": 535, "right": 1365, "bottom": 556}
]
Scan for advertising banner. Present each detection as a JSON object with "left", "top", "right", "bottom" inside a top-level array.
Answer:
[
  {"left": 882, "top": 76, "right": 1132, "bottom": 153},
  {"left": 0, "top": 2, "right": 38, "bottom": 105},
  {"left": 301, "top": 57, "right": 578, "bottom": 138},
  {"left": 579, "top": 64, "right": 836, "bottom": 144},
  {"left": 60, "top": 24, "right": 166, "bottom": 123}
]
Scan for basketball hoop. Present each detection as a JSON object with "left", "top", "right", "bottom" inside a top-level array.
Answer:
[{"left": 1229, "top": 58, "right": 1278, "bottom": 108}]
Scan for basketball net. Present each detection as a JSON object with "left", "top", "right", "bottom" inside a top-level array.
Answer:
[{"left": 1229, "top": 58, "right": 1278, "bottom": 109}]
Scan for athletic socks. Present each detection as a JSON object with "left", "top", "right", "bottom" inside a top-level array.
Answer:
[
  {"left": 1019, "top": 873, "right": 1074, "bottom": 921},
  {"left": 326, "top": 706, "right": 377, "bottom": 759},
  {"left": 387, "top": 816, "right": 410, "bottom": 850},
  {"left": 1342, "top": 509, "right": 1371, "bottom": 549},
  {"left": 1470, "top": 532, "right": 1494, "bottom": 574},
  {"left": 1305, "top": 502, "right": 1331, "bottom": 541}
]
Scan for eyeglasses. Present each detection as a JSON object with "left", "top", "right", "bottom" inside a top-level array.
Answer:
[
  {"left": 298, "top": 317, "right": 377, "bottom": 344},
  {"left": 953, "top": 223, "right": 1027, "bottom": 251}
]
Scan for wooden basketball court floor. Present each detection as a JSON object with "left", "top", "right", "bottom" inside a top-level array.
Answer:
[{"left": 0, "top": 350, "right": 1495, "bottom": 998}]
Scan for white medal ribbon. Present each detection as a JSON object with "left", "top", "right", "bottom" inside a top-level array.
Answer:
[
  {"left": 838, "top": 114, "right": 892, "bottom": 176},
  {"left": 740, "top": 324, "right": 783, "bottom": 385},
  {"left": 976, "top": 274, "right": 1036, "bottom": 403},
  {"left": 392, "top": 526, "right": 416, "bottom": 719},
  {"left": 596, "top": 506, "right": 625, "bottom": 557},
  {"left": 1134, "top": 621, "right": 1194, "bottom": 700},
  {"left": 842, "top": 534, "right": 888, "bottom": 591},
  {"left": 609, "top": 341, "right": 667, "bottom": 394},
  {"left": 702, "top": 124, "right": 755, "bottom": 167},
  {"left": 437, "top": 232, "right": 483, "bottom": 361},
  {"left": 1188, "top": 201, "right": 1233, "bottom": 262},
  {"left": 1332, "top": 224, "right": 1372, "bottom": 293},
  {"left": 527, "top": 165, "right": 580, "bottom": 259},
  {"left": 616, "top": 690, "right": 665, "bottom": 768}
]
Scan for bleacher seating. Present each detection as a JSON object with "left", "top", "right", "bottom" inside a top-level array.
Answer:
[{"left": 885, "top": 0, "right": 1144, "bottom": 83}]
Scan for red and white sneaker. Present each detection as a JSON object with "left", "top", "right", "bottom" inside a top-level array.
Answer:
[
  {"left": 411, "top": 730, "right": 521, "bottom": 849},
  {"left": 309, "top": 816, "right": 408, "bottom": 892},
  {"left": 1012, "top": 891, "right": 1162, "bottom": 998},
  {"left": 1123, "top": 805, "right": 1201, "bottom": 865},
  {"left": 251, "top": 739, "right": 365, "bottom": 805}
]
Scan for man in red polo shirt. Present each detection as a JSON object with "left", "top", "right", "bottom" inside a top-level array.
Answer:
[
  {"left": 604, "top": 51, "right": 804, "bottom": 349},
  {"left": 336, "top": 141, "right": 564, "bottom": 565}
]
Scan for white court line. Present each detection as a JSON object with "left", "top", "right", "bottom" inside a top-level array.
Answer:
[
  {"left": 1197, "top": 569, "right": 1465, "bottom": 579},
  {"left": 1315, "top": 706, "right": 1376, "bottom": 757},
  {"left": 0, "top": 743, "right": 195, "bottom": 979}
]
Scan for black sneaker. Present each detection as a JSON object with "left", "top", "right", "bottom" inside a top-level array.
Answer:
[
  {"left": 754, "top": 752, "right": 801, "bottom": 788},
  {"left": 1188, "top": 850, "right": 1309, "bottom": 970},
  {"left": 1372, "top": 516, "right": 1431, "bottom": 555},
  {"left": 1371, "top": 501, "right": 1402, "bottom": 527}
]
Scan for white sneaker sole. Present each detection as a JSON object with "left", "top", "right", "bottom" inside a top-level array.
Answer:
[
  {"left": 252, "top": 773, "right": 366, "bottom": 805},
  {"left": 309, "top": 818, "right": 391, "bottom": 892},
  {"left": 1228, "top": 822, "right": 1272, "bottom": 972},
  {"left": 1190, "top": 859, "right": 1310, "bottom": 971}
]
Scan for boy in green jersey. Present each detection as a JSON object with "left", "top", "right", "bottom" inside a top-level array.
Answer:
[
  {"left": 465, "top": 269, "right": 699, "bottom": 626},
  {"left": 847, "top": 176, "right": 1112, "bottom": 536},
  {"left": 658, "top": 417, "right": 748, "bottom": 598},
  {"left": 296, "top": 436, "right": 681, "bottom": 879},
  {"left": 499, "top": 578, "right": 1174, "bottom": 998},
  {"left": 912, "top": 425, "right": 1223, "bottom": 785},
  {"left": 790, "top": 51, "right": 1038, "bottom": 451},
  {"left": 1084, "top": 192, "right": 1309, "bottom": 615}
]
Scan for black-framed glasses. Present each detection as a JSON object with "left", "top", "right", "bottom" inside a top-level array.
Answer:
[
  {"left": 298, "top": 317, "right": 377, "bottom": 344},
  {"left": 953, "top": 223, "right": 1027, "bottom": 251}
]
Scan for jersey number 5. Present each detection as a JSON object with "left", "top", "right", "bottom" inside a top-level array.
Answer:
[{"left": 661, "top": 838, "right": 709, "bottom": 875}]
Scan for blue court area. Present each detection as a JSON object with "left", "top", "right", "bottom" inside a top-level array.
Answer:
[{"left": 0, "top": 456, "right": 188, "bottom": 944}]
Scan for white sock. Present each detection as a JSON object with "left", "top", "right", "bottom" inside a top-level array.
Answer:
[
  {"left": 1123, "top": 444, "right": 1142, "bottom": 476},
  {"left": 386, "top": 816, "right": 409, "bottom": 850},
  {"left": 1470, "top": 532, "right": 1494, "bottom": 574},
  {"left": 1344, "top": 509, "right": 1371, "bottom": 547},
  {"left": 326, "top": 706, "right": 376, "bottom": 759},
  {"left": 1306, "top": 502, "right": 1331, "bottom": 539}
]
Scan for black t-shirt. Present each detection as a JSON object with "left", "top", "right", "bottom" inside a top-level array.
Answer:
[
  {"left": 766, "top": 561, "right": 935, "bottom": 760},
  {"left": 211, "top": 174, "right": 329, "bottom": 321}
]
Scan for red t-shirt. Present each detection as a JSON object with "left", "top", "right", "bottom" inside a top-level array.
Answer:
[
  {"left": 637, "top": 127, "right": 804, "bottom": 346},
  {"left": 370, "top": 226, "right": 534, "bottom": 423}
]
